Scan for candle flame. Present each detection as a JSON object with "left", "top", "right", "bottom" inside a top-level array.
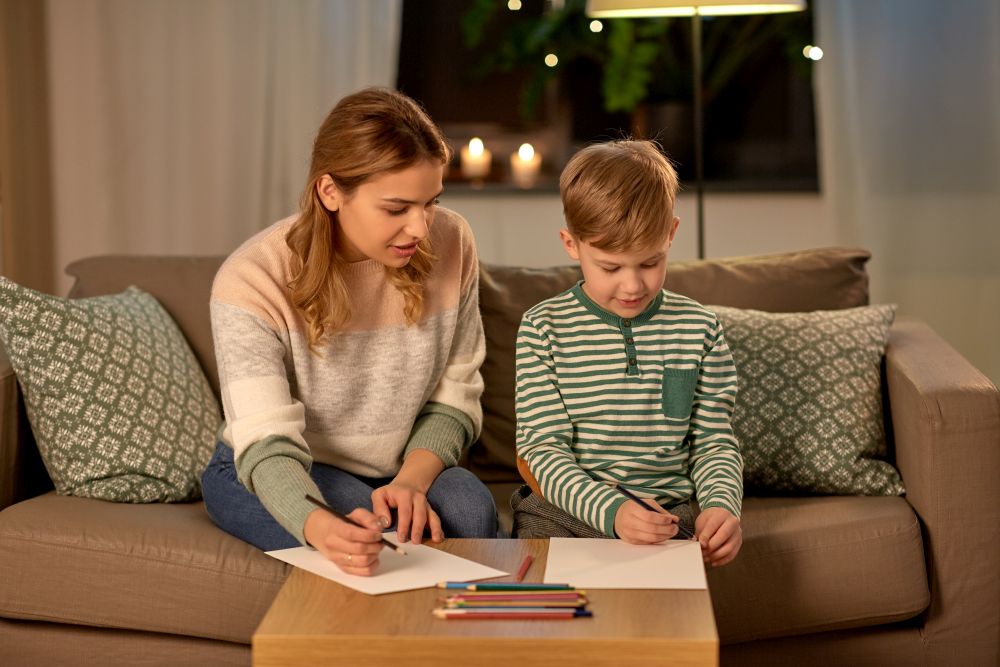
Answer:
[
  {"left": 518, "top": 143, "right": 535, "bottom": 161},
  {"left": 469, "top": 137, "right": 484, "bottom": 156}
]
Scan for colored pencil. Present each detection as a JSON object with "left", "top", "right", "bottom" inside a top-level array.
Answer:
[
  {"left": 444, "top": 600, "right": 587, "bottom": 609},
  {"left": 433, "top": 609, "right": 592, "bottom": 620},
  {"left": 304, "top": 494, "right": 407, "bottom": 555},
  {"left": 515, "top": 554, "right": 534, "bottom": 582},
  {"left": 437, "top": 582, "right": 572, "bottom": 591},
  {"left": 615, "top": 485, "right": 695, "bottom": 539},
  {"left": 445, "top": 593, "right": 585, "bottom": 601}
]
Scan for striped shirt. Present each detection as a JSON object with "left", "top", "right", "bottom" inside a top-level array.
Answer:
[{"left": 515, "top": 283, "right": 742, "bottom": 537}]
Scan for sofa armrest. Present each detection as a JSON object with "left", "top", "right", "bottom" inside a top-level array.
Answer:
[
  {"left": 885, "top": 318, "right": 1000, "bottom": 662},
  {"left": 0, "top": 344, "right": 21, "bottom": 510},
  {"left": 0, "top": 344, "right": 51, "bottom": 510}
]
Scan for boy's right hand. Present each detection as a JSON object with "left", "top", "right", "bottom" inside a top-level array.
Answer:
[
  {"left": 614, "top": 501, "right": 679, "bottom": 544},
  {"left": 303, "top": 507, "right": 384, "bottom": 576}
]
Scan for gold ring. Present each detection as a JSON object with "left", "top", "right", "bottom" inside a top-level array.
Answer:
[{"left": 346, "top": 553, "right": 353, "bottom": 564}]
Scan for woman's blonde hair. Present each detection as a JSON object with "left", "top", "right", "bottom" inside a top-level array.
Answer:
[
  {"left": 286, "top": 87, "right": 451, "bottom": 349},
  {"left": 559, "top": 140, "right": 679, "bottom": 252}
]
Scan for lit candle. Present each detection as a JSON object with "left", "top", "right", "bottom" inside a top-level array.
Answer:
[
  {"left": 510, "top": 143, "right": 541, "bottom": 188},
  {"left": 460, "top": 137, "right": 491, "bottom": 180}
]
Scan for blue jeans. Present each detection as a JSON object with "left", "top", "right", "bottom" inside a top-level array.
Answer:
[{"left": 201, "top": 442, "right": 498, "bottom": 551}]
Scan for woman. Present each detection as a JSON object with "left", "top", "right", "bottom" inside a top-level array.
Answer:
[{"left": 202, "top": 87, "right": 497, "bottom": 575}]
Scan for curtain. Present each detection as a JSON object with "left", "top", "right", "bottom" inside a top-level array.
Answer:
[
  {"left": 45, "top": 0, "right": 402, "bottom": 293},
  {"left": 815, "top": 0, "right": 1000, "bottom": 384}
]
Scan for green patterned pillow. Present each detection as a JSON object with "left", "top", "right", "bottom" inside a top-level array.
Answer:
[
  {"left": 0, "top": 278, "right": 221, "bottom": 502},
  {"left": 711, "top": 304, "right": 904, "bottom": 496}
]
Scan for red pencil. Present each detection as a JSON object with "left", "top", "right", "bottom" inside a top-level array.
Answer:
[
  {"left": 433, "top": 609, "right": 591, "bottom": 620},
  {"left": 515, "top": 554, "right": 534, "bottom": 582}
]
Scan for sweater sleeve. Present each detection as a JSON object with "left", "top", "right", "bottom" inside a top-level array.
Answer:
[
  {"left": 211, "top": 292, "right": 319, "bottom": 545},
  {"left": 515, "top": 316, "right": 627, "bottom": 536},
  {"left": 688, "top": 318, "right": 744, "bottom": 517}
]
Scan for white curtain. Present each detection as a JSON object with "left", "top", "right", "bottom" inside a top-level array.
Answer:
[
  {"left": 45, "top": 0, "right": 402, "bottom": 293},
  {"left": 816, "top": 0, "right": 1000, "bottom": 384}
]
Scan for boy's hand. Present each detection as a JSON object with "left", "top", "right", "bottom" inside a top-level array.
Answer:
[
  {"left": 695, "top": 508, "right": 742, "bottom": 566},
  {"left": 614, "top": 501, "right": 679, "bottom": 544},
  {"left": 304, "top": 507, "right": 384, "bottom": 576}
]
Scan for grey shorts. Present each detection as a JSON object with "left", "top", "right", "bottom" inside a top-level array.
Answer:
[{"left": 510, "top": 485, "right": 697, "bottom": 540}]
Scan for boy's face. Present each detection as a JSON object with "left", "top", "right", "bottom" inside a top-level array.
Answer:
[{"left": 560, "top": 218, "right": 679, "bottom": 318}]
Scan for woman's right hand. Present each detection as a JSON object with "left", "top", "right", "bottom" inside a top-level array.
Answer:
[
  {"left": 303, "top": 507, "right": 385, "bottom": 576},
  {"left": 614, "top": 501, "right": 679, "bottom": 545}
]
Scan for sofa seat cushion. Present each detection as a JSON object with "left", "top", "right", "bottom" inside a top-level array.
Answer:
[
  {"left": 707, "top": 496, "right": 929, "bottom": 644},
  {"left": 0, "top": 493, "right": 287, "bottom": 643}
]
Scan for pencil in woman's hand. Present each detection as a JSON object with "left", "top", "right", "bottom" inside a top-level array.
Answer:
[{"left": 305, "top": 494, "right": 407, "bottom": 555}]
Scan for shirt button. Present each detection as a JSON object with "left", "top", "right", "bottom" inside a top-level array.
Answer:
[
  {"left": 626, "top": 337, "right": 634, "bottom": 345},
  {"left": 628, "top": 358, "right": 637, "bottom": 365},
  {"left": 623, "top": 319, "right": 632, "bottom": 327}
]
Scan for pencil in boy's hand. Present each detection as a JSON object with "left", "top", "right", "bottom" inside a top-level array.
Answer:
[
  {"left": 614, "top": 484, "right": 696, "bottom": 540},
  {"left": 515, "top": 554, "right": 534, "bottom": 582},
  {"left": 304, "top": 494, "right": 407, "bottom": 555},
  {"left": 614, "top": 484, "right": 674, "bottom": 518}
]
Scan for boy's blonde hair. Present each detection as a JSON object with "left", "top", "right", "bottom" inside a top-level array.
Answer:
[
  {"left": 559, "top": 140, "right": 679, "bottom": 252},
  {"left": 286, "top": 87, "right": 451, "bottom": 349}
]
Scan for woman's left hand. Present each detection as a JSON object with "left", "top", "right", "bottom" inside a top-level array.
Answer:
[{"left": 371, "top": 482, "right": 444, "bottom": 545}]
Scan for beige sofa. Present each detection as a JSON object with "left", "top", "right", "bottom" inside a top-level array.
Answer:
[{"left": 1, "top": 248, "right": 997, "bottom": 666}]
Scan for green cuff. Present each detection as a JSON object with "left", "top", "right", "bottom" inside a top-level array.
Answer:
[
  {"left": 699, "top": 498, "right": 742, "bottom": 519},
  {"left": 403, "top": 403, "right": 473, "bottom": 468},
  {"left": 602, "top": 496, "right": 629, "bottom": 538},
  {"left": 236, "top": 438, "right": 321, "bottom": 546}
]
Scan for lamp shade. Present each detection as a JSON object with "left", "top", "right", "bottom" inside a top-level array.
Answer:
[{"left": 586, "top": 0, "right": 805, "bottom": 17}]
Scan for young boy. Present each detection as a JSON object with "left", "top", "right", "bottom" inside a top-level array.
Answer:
[{"left": 513, "top": 140, "right": 743, "bottom": 567}]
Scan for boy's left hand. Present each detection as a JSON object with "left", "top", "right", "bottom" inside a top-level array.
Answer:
[{"left": 694, "top": 508, "right": 742, "bottom": 567}]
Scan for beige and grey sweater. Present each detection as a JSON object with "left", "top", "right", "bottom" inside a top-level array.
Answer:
[{"left": 210, "top": 207, "right": 485, "bottom": 544}]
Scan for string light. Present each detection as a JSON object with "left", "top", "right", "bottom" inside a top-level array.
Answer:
[{"left": 802, "top": 45, "right": 824, "bottom": 61}]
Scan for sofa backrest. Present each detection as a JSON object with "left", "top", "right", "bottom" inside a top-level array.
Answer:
[
  {"left": 470, "top": 247, "right": 871, "bottom": 482},
  {"left": 62, "top": 247, "right": 871, "bottom": 485},
  {"left": 66, "top": 255, "right": 226, "bottom": 396}
]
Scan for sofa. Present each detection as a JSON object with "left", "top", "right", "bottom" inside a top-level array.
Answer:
[{"left": 1, "top": 247, "right": 997, "bottom": 666}]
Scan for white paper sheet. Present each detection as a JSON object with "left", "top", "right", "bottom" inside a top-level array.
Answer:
[
  {"left": 266, "top": 532, "right": 508, "bottom": 595},
  {"left": 543, "top": 538, "right": 707, "bottom": 589}
]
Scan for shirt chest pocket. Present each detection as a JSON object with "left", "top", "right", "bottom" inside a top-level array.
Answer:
[{"left": 661, "top": 368, "right": 699, "bottom": 420}]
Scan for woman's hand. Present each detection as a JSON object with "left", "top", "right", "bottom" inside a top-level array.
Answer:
[
  {"left": 303, "top": 507, "right": 384, "bottom": 576},
  {"left": 371, "top": 481, "right": 444, "bottom": 545},
  {"left": 614, "top": 501, "right": 679, "bottom": 544},
  {"left": 694, "top": 507, "right": 742, "bottom": 567}
]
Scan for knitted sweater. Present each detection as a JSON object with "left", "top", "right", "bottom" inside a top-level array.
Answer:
[
  {"left": 210, "top": 207, "right": 485, "bottom": 544},
  {"left": 515, "top": 283, "right": 742, "bottom": 537}
]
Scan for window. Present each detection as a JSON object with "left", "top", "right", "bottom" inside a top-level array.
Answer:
[{"left": 397, "top": 0, "right": 818, "bottom": 191}]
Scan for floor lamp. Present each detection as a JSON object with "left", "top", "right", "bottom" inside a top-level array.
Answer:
[{"left": 586, "top": 0, "right": 806, "bottom": 259}]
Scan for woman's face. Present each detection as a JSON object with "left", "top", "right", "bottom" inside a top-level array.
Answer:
[{"left": 317, "top": 160, "right": 444, "bottom": 268}]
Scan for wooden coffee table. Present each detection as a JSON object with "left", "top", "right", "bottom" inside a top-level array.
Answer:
[{"left": 253, "top": 538, "right": 718, "bottom": 667}]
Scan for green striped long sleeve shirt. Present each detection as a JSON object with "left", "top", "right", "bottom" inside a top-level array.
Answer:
[{"left": 515, "top": 283, "right": 743, "bottom": 537}]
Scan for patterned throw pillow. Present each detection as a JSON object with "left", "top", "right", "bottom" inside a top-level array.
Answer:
[
  {"left": 711, "top": 304, "right": 904, "bottom": 496},
  {"left": 0, "top": 278, "right": 221, "bottom": 502}
]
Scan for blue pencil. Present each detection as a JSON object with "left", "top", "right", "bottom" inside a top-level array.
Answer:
[{"left": 437, "top": 582, "right": 573, "bottom": 591}]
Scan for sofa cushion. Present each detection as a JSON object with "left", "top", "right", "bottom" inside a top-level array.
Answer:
[
  {"left": 65, "top": 255, "right": 225, "bottom": 397},
  {"left": 0, "top": 493, "right": 287, "bottom": 643},
  {"left": 0, "top": 280, "right": 221, "bottom": 503},
  {"left": 470, "top": 247, "right": 872, "bottom": 483},
  {"left": 713, "top": 304, "right": 905, "bottom": 496},
  {"left": 706, "top": 496, "right": 929, "bottom": 643}
]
